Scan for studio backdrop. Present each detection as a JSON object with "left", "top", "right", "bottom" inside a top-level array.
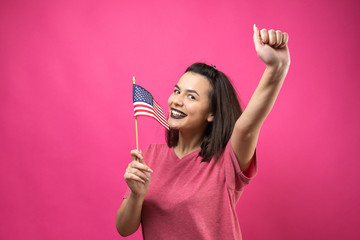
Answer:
[{"left": 0, "top": 0, "right": 359, "bottom": 239}]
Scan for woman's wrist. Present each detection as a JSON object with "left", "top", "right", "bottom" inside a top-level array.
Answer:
[
  {"left": 266, "top": 62, "right": 289, "bottom": 73},
  {"left": 265, "top": 63, "right": 289, "bottom": 81},
  {"left": 129, "top": 191, "right": 146, "bottom": 203}
]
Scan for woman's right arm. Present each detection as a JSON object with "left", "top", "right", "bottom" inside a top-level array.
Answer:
[
  {"left": 115, "top": 150, "right": 153, "bottom": 237},
  {"left": 115, "top": 192, "right": 145, "bottom": 236}
]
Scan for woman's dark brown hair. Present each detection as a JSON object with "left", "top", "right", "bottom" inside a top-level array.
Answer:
[{"left": 166, "top": 62, "right": 243, "bottom": 161}]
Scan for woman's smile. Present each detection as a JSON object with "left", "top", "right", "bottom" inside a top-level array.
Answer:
[{"left": 170, "top": 108, "right": 187, "bottom": 119}]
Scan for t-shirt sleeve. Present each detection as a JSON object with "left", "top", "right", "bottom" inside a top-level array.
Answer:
[
  {"left": 223, "top": 139, "right": 257, "bottom": 192},
  {"left": 122, "top": 144, "right": 152, "bottom": 199}
]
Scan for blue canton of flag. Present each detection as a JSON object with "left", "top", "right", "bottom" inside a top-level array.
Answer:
[{"left": 133, "top": 84, "right": 169, "bottom": 130}]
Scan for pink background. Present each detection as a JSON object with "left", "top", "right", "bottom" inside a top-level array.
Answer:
[{"left": 1, "top": 0, "right": 359, "bottom": 239}]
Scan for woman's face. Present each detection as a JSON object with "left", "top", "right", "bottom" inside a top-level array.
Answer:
[{"left": 168, "top": 72, "right": 214, "bottom": 132}]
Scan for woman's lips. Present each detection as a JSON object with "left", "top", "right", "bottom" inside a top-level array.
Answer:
[{"left": 170, "top": 108, "right": 187, "bottom": 119}]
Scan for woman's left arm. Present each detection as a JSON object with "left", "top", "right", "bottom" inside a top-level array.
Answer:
[{"left": 231, "top": 24, "right": 291, "bottom": 172}]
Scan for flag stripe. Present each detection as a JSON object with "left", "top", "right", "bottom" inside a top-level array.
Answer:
[
  {"left": 153, "top": 101, "right": 167, "bottom": 119},
  {"left": 134, "top": 112, "right": 169, "bottom": 130},
  {"left": 153, "top": 106, "right": 167, "bottom": 122},
  {"left": 134, "top": 105, "right": 169, "bottom": 128},
  {"left": 153, "top": 107, "right": 168, "bottom": 123},
  {"left": 133, "top": 103, "right": 168, "bottom": 125},
  {"left": 134, "top": 113, "right": 169, "bottom": 129}
]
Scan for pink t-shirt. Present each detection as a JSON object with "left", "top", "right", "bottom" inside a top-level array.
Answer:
[{"left": 123, "top": 140, "right": 257, "bottom": 239}]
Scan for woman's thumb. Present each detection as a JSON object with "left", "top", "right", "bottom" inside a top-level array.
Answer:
[
  {"left": 138, "top": 154, "right": 147, "bottom": 165},
  {"left": 253, "top": 24, "right": 261, "bottom": 49}
]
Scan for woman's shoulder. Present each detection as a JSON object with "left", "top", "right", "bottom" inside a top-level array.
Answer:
[{"left": 144, "top": 143, "right": 170, "bottom": 154}]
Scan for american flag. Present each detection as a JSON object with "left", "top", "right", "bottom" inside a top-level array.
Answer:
[{"left": 133, "top": 84, "right": 169, "bottom": 130}]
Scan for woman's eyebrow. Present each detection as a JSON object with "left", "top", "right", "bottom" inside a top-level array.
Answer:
[{"left": 175, "top": 84, "right": 200, "bottom": 96}]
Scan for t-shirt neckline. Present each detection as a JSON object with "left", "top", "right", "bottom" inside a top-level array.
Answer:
[{"left": 171, "top": 147, "right": 201, "bottom": 160}]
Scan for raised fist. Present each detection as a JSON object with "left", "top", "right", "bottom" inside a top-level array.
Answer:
[{"left": 253, "top": 24, "right": 290, "bottom": 68}]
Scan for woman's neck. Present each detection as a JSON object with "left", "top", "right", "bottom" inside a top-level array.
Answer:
[{"left": 174, "top": 130, "right": 203, "bottom": 158}]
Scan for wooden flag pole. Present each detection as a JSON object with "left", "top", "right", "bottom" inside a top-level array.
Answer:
[{"left": 133, "top": 77, "right": 140, "bottom": 160}]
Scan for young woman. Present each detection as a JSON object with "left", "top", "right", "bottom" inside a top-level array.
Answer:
[{"left": 116, "top": 24, "right": 290, "bottom": 239}]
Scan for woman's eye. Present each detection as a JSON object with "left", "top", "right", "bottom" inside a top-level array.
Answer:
[
  {"left": 188, "top": 95, "right": 195, "bottom": 100},
  {"left": 174, "top": 89, "right": 180, "bottom": 94}
]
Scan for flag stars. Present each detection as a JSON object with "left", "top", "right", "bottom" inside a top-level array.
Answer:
[{"left": 133, "top": 85, "right": 153, "bottom": 105}]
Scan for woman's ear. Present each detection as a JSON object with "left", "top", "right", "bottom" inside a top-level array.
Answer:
[{"left": 207, "top": 113, "right": 214, "bottom": 122}]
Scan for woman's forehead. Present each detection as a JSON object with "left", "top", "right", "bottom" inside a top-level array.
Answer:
[{"left": 176, "top": 72, "right": 211, "bottom": 93}]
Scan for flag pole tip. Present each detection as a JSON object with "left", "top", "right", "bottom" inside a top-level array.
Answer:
[{"left": 133, "top": 76, "right": 136, "bottom": 85}]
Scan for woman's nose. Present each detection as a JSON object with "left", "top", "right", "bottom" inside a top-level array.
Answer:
[{"left": 172, "top": 94, "right": 184, "bottom": 106}]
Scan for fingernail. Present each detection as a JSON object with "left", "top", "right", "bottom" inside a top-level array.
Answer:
[
  {"left": 253, "top": 24, "right": 256, "bottom": 31},
  {"left": 148, "top": 168, "right": 153, "bottom": 173}
]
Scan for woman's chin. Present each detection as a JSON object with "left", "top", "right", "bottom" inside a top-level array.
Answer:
[
  {"left": 167, "top": 120, "right": 181, "bottom": 130},
  {"left": 168, "top": 124, "right": 180, "bottom": 130}
]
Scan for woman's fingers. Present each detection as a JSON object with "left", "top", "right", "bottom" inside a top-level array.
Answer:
[
  {"left": 275, "top": 30, "right": 283, "bottom": 48},
  {"left": 137, "top": 157, "right": 153, "bottom": 172},
  {"left": 130, "top": 149, "right": 143, "bottom": 161},
  {"left": 124, "top": 172, "right": 146, "bottom": 184},
  {"left": 125, "top": 161, "right": 152, "bottom": 183},
  {"left": 279, "top": 32, "right": 289, "bottom": 48},
  {"left": 260, "top": 28, "right": 288, "bottom": 48},
  {"left": 128, "top": 160, "right": 153, "bottom": 173},
  {"left": 125, "top": 159, "right": 153, "bottom": 183},
  {"left": 126, "top": 149, "right": 153, "bottom": 185},
  {"left": 268, "top": 29, "right": 276, "bottom": 46},
  {"left": 260, "top": 28, "right": 269, "bottom": 44},
  {"left": 126, "top": 167, "right": 150, "bottom": 182}
]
